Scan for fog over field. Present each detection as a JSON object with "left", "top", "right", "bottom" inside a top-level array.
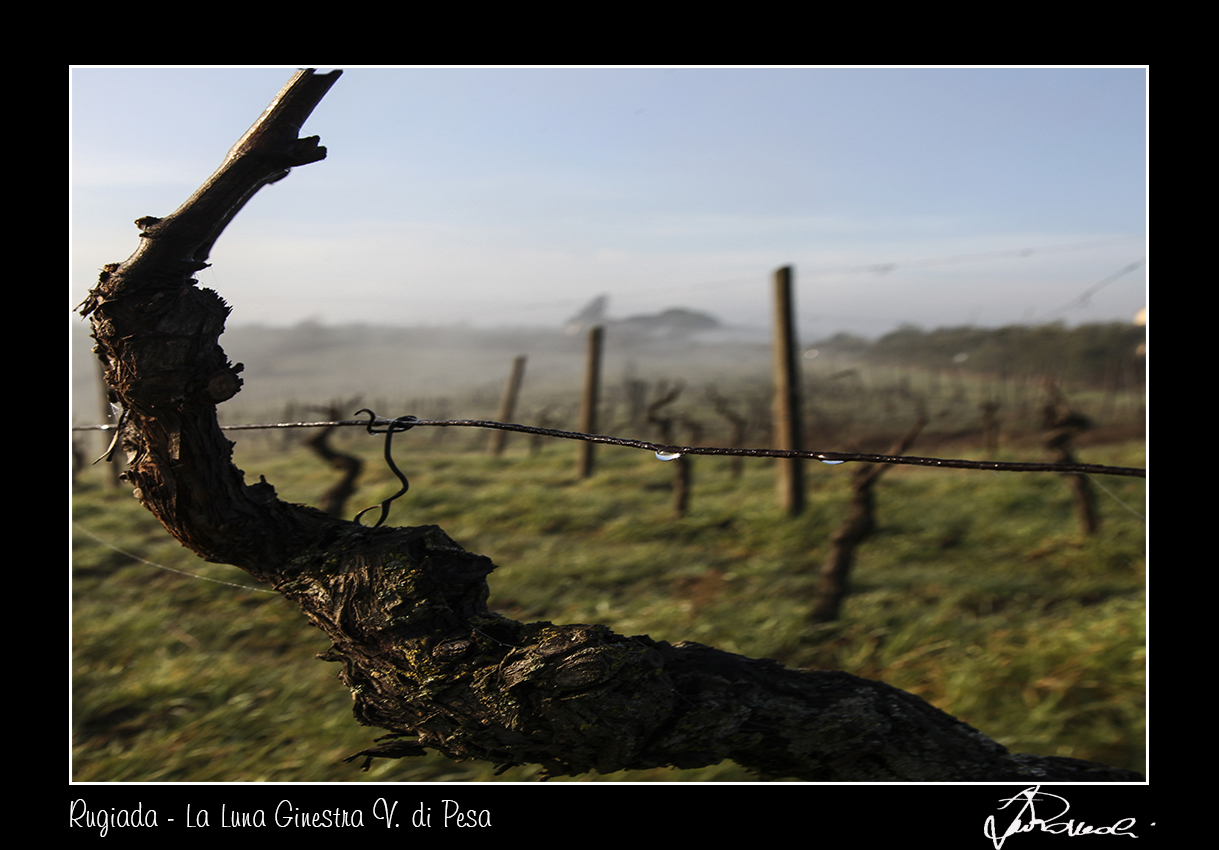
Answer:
[{"left": 71, "top": 308, "right": 774, "bottom": 424}]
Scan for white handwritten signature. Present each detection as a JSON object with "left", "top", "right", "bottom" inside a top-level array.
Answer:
[{"left": 984, "top": 786, "right": 1138, "bottom": 848}]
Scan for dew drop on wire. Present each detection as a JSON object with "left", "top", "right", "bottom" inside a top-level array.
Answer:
[
  {"left": 820, "top": 459, "right": 846, "bottom": 465},
  {"left": 655, "top": 451, "right": 682, "bottom": 461}
]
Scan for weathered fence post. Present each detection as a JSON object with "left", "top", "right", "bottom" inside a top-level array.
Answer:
[
  {"left": 980, "top": 398, "right": 1002, "bottom": 457},
  {"left": 488, "top": 355, "right": 527, "bottom": 456},
  {"left": 576, "top": 326, "right": 603, "bottom": 478},
  {"left": 772, "top": 266, "right": 805, "bottom": 515}
]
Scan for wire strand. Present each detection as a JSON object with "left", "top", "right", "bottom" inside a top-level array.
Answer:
[
  {"left": 72, "top": 524, "right": 278, "bottom": 594},
  {"left": 72, "top": 417, "right": 1146, "bottom": 478}
]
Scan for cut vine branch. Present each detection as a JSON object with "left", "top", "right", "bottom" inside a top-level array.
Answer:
[{"left": 76, "top": 69, "right": 1143, "bottom": 782}]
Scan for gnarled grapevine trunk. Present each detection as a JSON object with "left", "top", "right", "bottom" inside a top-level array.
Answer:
[{"left": 77, "top": 69, "right": 1142, "bottom": 782}]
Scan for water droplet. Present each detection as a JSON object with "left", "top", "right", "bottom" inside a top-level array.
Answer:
[
  {"left": 820, "top": 459, "right": 846, "bottom": 465},
  {"left": 655, "top": 450, "right": 682, "bottom": 461}
]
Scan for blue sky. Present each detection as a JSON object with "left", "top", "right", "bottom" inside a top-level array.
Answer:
[{"left": 70, "top": 66, "right": 1146, "bottom": 340}]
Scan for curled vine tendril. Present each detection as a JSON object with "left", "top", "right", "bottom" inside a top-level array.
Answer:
[{"left": 352, "top": 409, "right": 417, "bottom": 527}]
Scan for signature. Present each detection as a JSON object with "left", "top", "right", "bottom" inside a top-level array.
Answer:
[{"left": 984, "top": 786, "right": 1138, "bottom": 848}]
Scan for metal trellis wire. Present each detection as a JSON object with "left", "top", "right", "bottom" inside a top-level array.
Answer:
[{"left": 71, "top": 417, "right": 1146, "bottom": 479}]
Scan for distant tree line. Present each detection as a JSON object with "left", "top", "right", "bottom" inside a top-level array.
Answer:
[{"left": 812, "top": 322, "right": 1145, "bottom": 387}]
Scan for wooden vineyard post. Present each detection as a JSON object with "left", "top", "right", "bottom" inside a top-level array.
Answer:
[
  {"left": 577, "top": 326, "right": 603, "bottom": 478},
  {"left": 772, "top": 266, "right": 805, "bottom": 515},
  {"left": 488, "top": 355, "right": 527, "bottom": 456}
]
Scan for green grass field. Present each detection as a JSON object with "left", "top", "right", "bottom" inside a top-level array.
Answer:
[{"left": 71, "top": 430, "right": 1145, "bottom": 782}]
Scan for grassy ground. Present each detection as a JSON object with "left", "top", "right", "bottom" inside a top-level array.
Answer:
[{"left": 71, "top": 430, "right": 1145, "bottom": 782}]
